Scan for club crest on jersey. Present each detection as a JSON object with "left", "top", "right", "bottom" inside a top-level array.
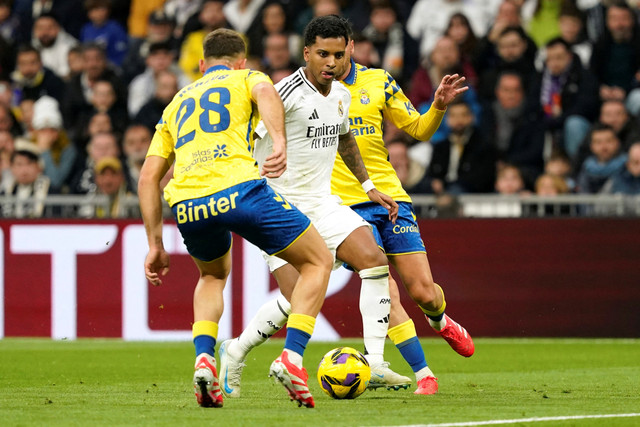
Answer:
[
  {"left": 359, "top": 89, "right": 370, "bottom": 105},
  {"left": 338, "top": 100, "right": 344, "bottom": 117}
]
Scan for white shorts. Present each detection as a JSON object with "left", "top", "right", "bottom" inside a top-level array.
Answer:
[{"left": 262, "top": 195, "right": 370, "bottom": 272}]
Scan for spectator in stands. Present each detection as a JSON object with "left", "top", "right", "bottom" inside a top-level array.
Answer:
[
  {"left": 223, "top": 0, "right": 266, "bottom": 35},
  {"left": 545, "top": 151, "right": 576, "bottom": 192},
  {"left": 246, "top": 1, "right": 301, "bottom": 61},
  {"left": 0, "top": 0, "right": 21, "bottom": 45},
  {"left": 590, "top": 2, "right": 640, "bottom": 103},
  {"left": 66, "top": 45, "right": 84, "bottom": 80},
  {"left": 31, "top": 96, "right": 77, "bottom": 193},
  {"left": 75, "top": 79, "right": 128, "bottom": 142},
  {"left": 473, "top": 0, "right": 537, "bottom": 78},
  {"left": 605, "top": 141, "right": 640, "bottom": 194},
  {"left": 121, "top": 123, "right": 151, "bottom": 193},
  {"left": 531, "top": 37, "right": 599, "bottom": 159},
  {"left": 386, "top": 137, "right": 430, "bottom": 194},
  {"left": 68, "top": 130, "right": 123, "bottom": 195},
  {"left": 362, "top": 1, "right": 404, "bottom": 82},
  {"left": 406, "top": 0, "right": 493, "bottom": 58},
  {"left": 31, "top": 13, "right": 78, "bottom": 79},
  {"left": 573, "top": 99, "right": 640, "bottom": 173},
  {"left": 63, "top": 43, "right": 127, "bottom": 139},
  {"left": 350, "top": 32, "right": 380, "bottom": 68},
  {"left": 576, "top": 123, "right": 627, "bottom": 193},
  {"left": 0, "top": 103, "right": 20, "bottom": 136},
  {"left": 444, "top": 13, "right": 479, "bottom": 89},
  {"left": 127, "top": 0, "right": 166, "bottom": 40},
  {"left": 11, "top": 44, "right": 65, "bottom": 103},
  {"left": 495, "top": 163, "right": 528, "bottom": 194},
  {"left": 409, "top": 35, "right": 481, "bottom": 144},
  {"left": 134, "top": 70, "right": 180, "bottom": 133},
  {"left": 128, "top": 41, "right": 190, "bottom": 118},
  {"left": 477, "top": 25, "right": 537, "bottom": 102},
  {"left": 0, "top": 129, "right": 13, "bottom": 184},
  {"left": 527, "top": 0, "right": 562, "bottom": 48},
  {"left": 0, "top": 139, "right": 50, "bottom": 218},
  {"left": 80, "top": 0, "right": 129, "bottom": 67},
  {"left": 163, "top": 0, "right": 204, "bottom": 38},
  {"left": 74, "top": 110, "right": 113, "bottom": 150},
  {"left": 294, "top": 0, "right": 341, "bottom": 36},
  {"left": 262, "top": 32, "right": 299, "bottom": 79},
  {"left": 426, "top": 99, "right": 496, "bottom": 194},
  {"left": 16, "top": 0, "right": 86, "bottom": 42},
  {"left": 123, "top": 10, "right": 181, "bottom": 83},
  {"left": 535, "top": 172, "right": 569, "bottom": 195},
  {"left": 85, "top": 156, "right": 137, "bottom": 218},
  {"left": 481, "top": 71, "right": 545, "bottom": 188},
  {"left": 179, "top": 0, "right": 228, "bottom": 82}
]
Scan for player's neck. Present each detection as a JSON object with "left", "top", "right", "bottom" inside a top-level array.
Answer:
[
  {"left": 302, "top": 67, "right": 332, "bottom": 96},
  {"left": 338, "top": 61, "right": 352, "bottom": 82}
]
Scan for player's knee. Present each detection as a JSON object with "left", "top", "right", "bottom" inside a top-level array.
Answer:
[
  {"left": 406, "top": 279, "right": 438, "bottom": 306},
  {"left": 358, "top": 248, "right": 388, "bottom": 270}
]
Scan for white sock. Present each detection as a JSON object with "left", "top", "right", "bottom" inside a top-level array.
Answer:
[
  {"left": 415, "top": 366, "right": 435, "bottom": 382},
  {"left": 283, "top": 348, "right": 303, "bottom": 367},
  {"left": 229, "top": 294, "right": 290, "bottom": 360},
  {"left": 428, "top": 316, "right": 447, "bottom": 332},
  {"left": 358, "top": 265, "right": 390, "bottom": 366}
]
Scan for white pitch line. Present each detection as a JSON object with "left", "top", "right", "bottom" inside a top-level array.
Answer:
[{"left": 392, "top": 413, "right": 640, "bottom": 427}]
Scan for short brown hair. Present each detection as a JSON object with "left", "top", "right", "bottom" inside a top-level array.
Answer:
[{"left": 203, "top": 29, "right": 246, "bottom": 60}]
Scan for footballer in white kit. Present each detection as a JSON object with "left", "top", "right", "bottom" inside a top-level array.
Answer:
[{"left": 254, "top": 67, "right": 370, "bottom": 271}]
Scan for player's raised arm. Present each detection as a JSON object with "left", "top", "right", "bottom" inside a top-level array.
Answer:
[
  {"left": 252, "top": 81, "right": 287, "bottom": 178},
  {"left": 138, "top": 154, "right": 172, "bottom": 286},
  {"left": 337, "top": 132, "right": 398, "bottom": 222},
  {"left": 395, "top": 73, "right": 468, "bottom": 142}
]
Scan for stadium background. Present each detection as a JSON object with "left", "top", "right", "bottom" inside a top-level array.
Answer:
[{"left": 2, "top": 218, "right": 638, "bottom": 340}]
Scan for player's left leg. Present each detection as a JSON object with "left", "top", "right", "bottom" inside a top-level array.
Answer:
[
  {"left": 389, "top": 253, "right": 474, "bottom": 358},
  {"left": 387, "top": 276, "right": 438, "bottom": 395},
  {"left": 191, "top": 252, "right": 232, "bottom": 408}
]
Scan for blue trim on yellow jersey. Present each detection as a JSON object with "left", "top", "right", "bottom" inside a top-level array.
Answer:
[
  {"left": 343, "top": 59, "right": 357, "bottom": 85},
  {"left": 205, "top": 65, "right": 231, "bottom": 75}
]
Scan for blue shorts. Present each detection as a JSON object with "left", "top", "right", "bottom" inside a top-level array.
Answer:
[
  {"left": 172, "top": 179, "right": 311, "bottom": 261},
  {"left": 351, "top": 201, "right": 426, "bottom": 256}
]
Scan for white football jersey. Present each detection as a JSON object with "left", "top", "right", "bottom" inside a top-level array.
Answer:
[{"left": 254, "top": 67, "right": 351, "bottom": 203}]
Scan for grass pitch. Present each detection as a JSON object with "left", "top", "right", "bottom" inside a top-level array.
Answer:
[{"left": 0, "top": 338, "right": 638, "bottom": 426}]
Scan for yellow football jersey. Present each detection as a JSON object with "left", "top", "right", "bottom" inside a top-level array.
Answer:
[
  {"left": 331, "top": 61, "right": 444, "bottom": 206},
  {"left": 147, "top": 65, "right": 271, "bottom": 206}
]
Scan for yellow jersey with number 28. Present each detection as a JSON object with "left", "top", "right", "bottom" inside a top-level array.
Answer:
[{"left": 147, "top": 65, "right": 272, "bottom": 207}]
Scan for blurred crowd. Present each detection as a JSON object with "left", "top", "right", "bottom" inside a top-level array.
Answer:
[{"left": 0, "top": 0, "right": 639, "bottom": 219}]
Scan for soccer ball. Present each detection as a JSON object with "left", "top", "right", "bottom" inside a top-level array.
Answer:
[{"left": 316, "top": 347, "right": 371, "bottom": 399}]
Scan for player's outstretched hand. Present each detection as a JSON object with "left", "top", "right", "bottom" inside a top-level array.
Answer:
[
  {"left": 144, "top": 247, "right": 170, "bottom": 286},
  {"left": 367, "top": 189, "right": 398, "bottom": 223},
  {"left": 261, "top": 141, "right": 287, "bottom": 178},
  {"left": 433, "top": 74, "right": 468, "bottom": 110}
]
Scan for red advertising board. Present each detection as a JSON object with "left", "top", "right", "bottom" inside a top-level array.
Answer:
[{"left": 1, "top": 218, "right": 639, "bottom": 339}]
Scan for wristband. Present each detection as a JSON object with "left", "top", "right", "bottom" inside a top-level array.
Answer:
[{"left": 361, "top": 179, "right": 375, "bottom": 193}]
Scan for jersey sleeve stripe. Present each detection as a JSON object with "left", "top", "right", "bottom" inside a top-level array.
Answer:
[{"left": 279, "top": 77, "right": 303, "bottom": 102}]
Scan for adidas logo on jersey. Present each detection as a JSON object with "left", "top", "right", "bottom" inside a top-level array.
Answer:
[{"left": 308, "top": 109, "right": 319, "bottom": 120}]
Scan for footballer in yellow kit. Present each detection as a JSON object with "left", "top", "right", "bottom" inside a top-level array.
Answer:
[
  {"left": 147, "top": 64, "right": 311, "bottom": 261},
  {"left": 331, "top": 59, "right": 445, "bottom": 255}
]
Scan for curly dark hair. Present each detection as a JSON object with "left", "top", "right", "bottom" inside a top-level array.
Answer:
[{"left": 303, "top": 14, "right": 350, "bottom": 47}]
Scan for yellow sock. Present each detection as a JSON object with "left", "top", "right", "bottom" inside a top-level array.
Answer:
[
  {"left": 420, "top": 283, "right": 446, "bottom": 318},
  {"left": 388, "top": 319, "right": 418, "bottom": 345}
]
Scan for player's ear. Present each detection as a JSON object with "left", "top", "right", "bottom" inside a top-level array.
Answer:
[
  {"left": 303, "top": 46, "right": 310, "bottom": 63},
  {"left": 235, "top": 57, "right": 247, "bottom": 70},
  {"left": 198, "top": 59, "right": 206, "bottom": 75},
  {"left": 348, "top": 39, "right": 355, "bottom": 55}
]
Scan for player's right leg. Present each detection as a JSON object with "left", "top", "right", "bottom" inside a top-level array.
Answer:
[
  {"left": 190, "top": 252, "right": 231, "bottom": 408},
  {"left": 220, "top": 267, "right": 296, "bottom": 398},
  {"left": 269, "top": 226, "right": 333, "bottom": 408}
]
